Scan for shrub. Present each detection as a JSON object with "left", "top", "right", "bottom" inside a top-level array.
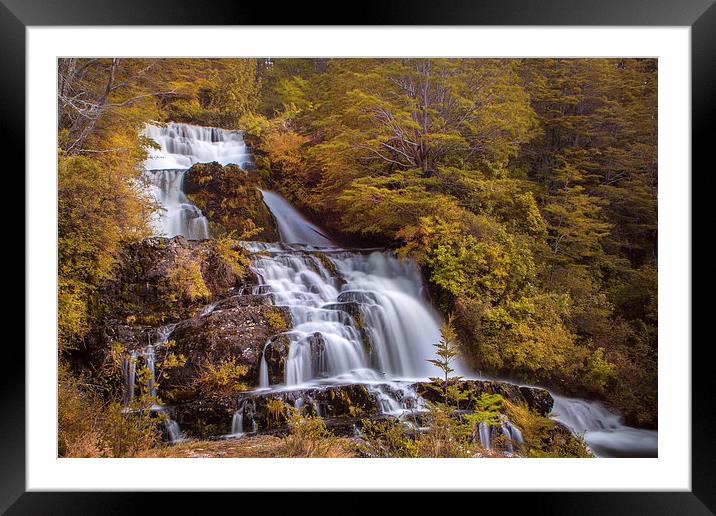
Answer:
[
  {"left": 265, "top": 398, "right": 287, "bottom": 428},
  {"left": 266, "top": 308, "right": 288, "bottom": 331},
  {"left": 276, "top": 407, "right": 339, "bottom": 457},
  {"left": 166, "top": 247, "right": 210, "bottom": 303},
  {"left": 58, "top": 365, "right": 163, "bottom": 458},
  {"left": 193, "top": 356, "right": 249, "bottom": 398},
  {"left": 215, "top": 233, "right": 253, "bottom": 278},
  {"left": 504, "top": 400, "right": 592, "bottom": 458},
  {"left": 582, "top": 347, "right": 616, "bottom": 393},
  {"left": 358, "top": 417, "right": 418, "bottom": 458}
]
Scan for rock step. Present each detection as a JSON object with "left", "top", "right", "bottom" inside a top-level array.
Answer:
[{"left": 173, "top": 380, "right": 553, "bottom": 440}]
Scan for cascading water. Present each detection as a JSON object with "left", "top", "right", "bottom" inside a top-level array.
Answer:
[
  {"left": 260, "top": 190, "right": 334, "bottom": 246},
  {"left": 144, "top": 122, "right": 253, "bottom": 170},
  {"left": 120, "top": 324, "right": 184, "bottom": 443},
  {"left": 145, "top": 169, "right": 210, "bottom": 240},
  {"left": 246, "top": 192, "right": 445, "bottom": 387},
  {"left": 229, "top": 191, "right": 471, "bottom": 438},
  {"left": 475, "top": 416, "right": 524, "bottom": 454},
  {"left": 121, "top": 351, "right": 138, "bottom": 406},
  {"left": 143, "top": 122, "right": 252, "bottom": 240},
  {"left": 550, "top": 394, "right": 657, "bottom": 458}
]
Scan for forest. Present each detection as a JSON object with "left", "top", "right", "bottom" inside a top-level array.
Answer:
[{"left": 57, "top": 58, "right": 657, "bottom": 458}]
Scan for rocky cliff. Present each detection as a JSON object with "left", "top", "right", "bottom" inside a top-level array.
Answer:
[{"left": 183, "top": 162, "right": 279, "bottom": 241}]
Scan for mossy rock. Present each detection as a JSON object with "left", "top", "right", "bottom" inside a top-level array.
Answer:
[{"left": 183, "top": 162, "right": 279, "bottom": 242}]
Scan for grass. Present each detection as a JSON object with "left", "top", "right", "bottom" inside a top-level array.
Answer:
[{"left": 140, "top": 435, "right": 360, "bottom": 458}]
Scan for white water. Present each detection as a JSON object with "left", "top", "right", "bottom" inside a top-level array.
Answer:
[
  {"left": 476, "top": 416, "right": 524, "bottom": 454},
  {"left": 260, "top": 190, "right": 334, "bottom": 247},
  {"left": 250, "top": 191, "right": 443, "bottom": 386},
  {"left": 227, "top": 191, "right": 446, "bottom": 434},
  {"left": 144, "top": 122, "right": 253, "bottom": 170},
  {"left": 120, "top": 324, "right": 184, "bottom": 443},
  {"left": 551, "top": 395, "right": 657, "bottom": 458},
  {"left": 143, "top": 122, "right": 252, "bottom": 240},
  {"left": 248, "top": 244, "right": 443, "bottom": 387},
  {"left": 145, "top": 169, "right": 210, "bottom": 240}
]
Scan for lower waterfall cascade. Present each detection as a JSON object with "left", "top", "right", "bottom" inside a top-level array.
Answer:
[
  {"left": 231, "top": 190, "right": 657, "bottom": 457},
  {"left": 550, "top": 395, "right": 657, "bottom": 458}
]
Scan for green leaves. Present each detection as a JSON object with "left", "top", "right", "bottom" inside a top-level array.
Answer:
[{"left": 427, "top": 314, "right": 466, "bottom": 407}]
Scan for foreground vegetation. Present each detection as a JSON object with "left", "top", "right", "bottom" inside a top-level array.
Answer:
[{"left": 57, "top": 57, "right": 657, "bottom": 457}]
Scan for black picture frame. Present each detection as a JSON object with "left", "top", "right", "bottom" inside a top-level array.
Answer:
[{"left": 6, "top": 0, "right": 710, "bottom": 511}]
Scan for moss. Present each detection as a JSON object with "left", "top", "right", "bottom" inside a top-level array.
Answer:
[
  {"left": 315, "top": 252, "right": 338, "bottom": 277},
  {"left": 266, "top": 308, "right": 288, "bottom": 332},
  {"left": 182, "top": 162, "right": 279, "bottom": 241},
  {"left": 504, "top": 400, "right": 592, "bottom": 458}
]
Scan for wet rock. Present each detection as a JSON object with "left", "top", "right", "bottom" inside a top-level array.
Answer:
[
  {"left": 80, "top": 321, "right": 153, "bottom": 369},
  {"left": 183, "top": 162, "right": 279, "bottom": 241},
  {"left": 158, "top": 300, "right": 292, "bottom": 403},
  {"left": 173, "top": 379, "right": 552, "bottom": 440},
  {"left": 96, "top": 236, "right": 243, "bottom": 324},
  {"left": 322, "top": 301, "right": 372, "bottom": 356},
  {"left": 519, "top": 385, "right": 553, "bottom": 416},
  {"left": 174, "top": 383, "right": 388, "bottom": 438},
  {"left": 413, "top": 380, "right": 553, "bottom": 416},
  {"left": 261, "top": 333, "right": 292, "bottom": 385}
]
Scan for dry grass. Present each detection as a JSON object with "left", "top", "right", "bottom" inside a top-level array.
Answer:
[{"left": 140, "top": 435, "right": 360, "bottom": 458}]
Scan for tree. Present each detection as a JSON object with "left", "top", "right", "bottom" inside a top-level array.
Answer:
[
  {"left": 58, "top": 58, "right": 173, "bottom": 154},
  {"left": 427, "top": 314, "right": 466, "bottom": 407},
  {"left": 308, "top": 58, "right": 537, "bottom": 178}
]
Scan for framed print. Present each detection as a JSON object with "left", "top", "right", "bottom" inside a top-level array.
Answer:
[{"left": 7, "top": 0, "right": 712, "bottom": 511}]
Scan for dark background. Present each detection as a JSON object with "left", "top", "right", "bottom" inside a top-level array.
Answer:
[{"left": 3, "top": 0, "right": 711, "bottom": 512}]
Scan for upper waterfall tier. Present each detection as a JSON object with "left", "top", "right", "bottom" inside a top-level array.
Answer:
[
  {"left": 145, "top": 169, "right": 210, "bottom": 240},
  {"left": 143, "top": 122, "right": 253, "bottom": 170},
  {"left": 260, "top": 190, "right": 335, "bottom": 247},
  {"left": 143, "top": 122, "right": 254, "bottom": 240}
]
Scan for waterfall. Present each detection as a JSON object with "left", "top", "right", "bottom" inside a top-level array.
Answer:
[
  {"left": 144, "top": 122, "right": 253, "bottom": 170},
  {"left": 260, "top": 190, "right": 334, "bottom": 247},
  {"left": 145, "top": 169, "right": 210, "bottom": 240},
  {"left": 231, "top": 411, "right": 244, "bottom": 436},
  {"left": 550, "top": 395, "right": 657, "bottom": 458},
  {"left": 120, "top": 324, "right": 184, "bottom": 442},
  {"left": 143, "top": 122, "right": 252, "bottom": 240},
  {"left": 258, "top": 351, "right": 269, "bottom": 388},
  {"left": 248, "top": 243, "right": 443, "bottom": 387},
  {"left": 121, "top": 351, "right": 138, "bottom": 406}
]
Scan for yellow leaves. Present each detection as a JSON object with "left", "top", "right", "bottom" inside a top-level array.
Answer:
[
  {"left": 265, "top": 398, "right": 287, "bottom": 428},
  {"left": 265, "top": 308, "right": 288, "bottom": 332},
  {"left": 262, "top": 129, "right": 309, "bottom": 171},
  {"left": 215, "top": 234, "right": 251, "bottom": 278},
  {"left": 166, "top": 246, "right": 210, "bottom": 303},
  {"left": 193, "top": 356, "right": 249, "bottom": 398},
  {"left": 58, "top": 152, "right": 155, "bottom": 347},
  {"left": 161, "top": 350, "right": 187, "bottom": 371},
  {"left": 239, "top": 112, "right": 271, "bottom": 137}
]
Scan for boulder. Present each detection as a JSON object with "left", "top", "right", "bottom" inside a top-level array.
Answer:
[
  {"left": 412, "top": 379, "right": 553, "bottom": 416},
  {"left": 261, "top": 333, "right": 292, "bottom": 385},
  {"left": 174, "top": 383, "right": 387, "bottom": 438},
  {"left": 183, "top": 162, "right": 279, "bottom": 241},
  {"left": 96, "top": 236, "right": 244, "bottom": 324},
  {"left": 160, "top": 298, "right": 291, "bottom": 403}
]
